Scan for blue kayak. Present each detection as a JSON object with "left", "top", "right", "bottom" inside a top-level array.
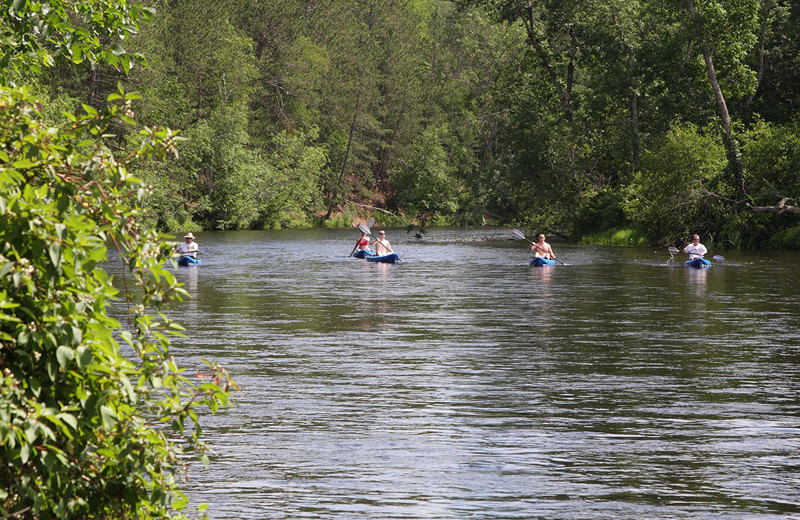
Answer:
[
  {"left": 684, "top": 257, "right": 711, "bottom": 269},
  {"left": 177, "top": 256, "right": 201, "bottom": 267},
  {"left": 352, "top": 250, "right": 375, "bottom": 259},
  {"left": 366, "top": 253, "right": 399, "bottom": 264},
  {"left": 529, "top": 257, "right": 556, "bottom": 267}
]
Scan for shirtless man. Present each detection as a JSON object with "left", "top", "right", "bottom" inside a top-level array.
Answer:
[
  {"left": 530, "top": 233, "right": 556, "bottom": 260},
  {"left": 372, "top": 230, "right": 394, "bottom": 255}
]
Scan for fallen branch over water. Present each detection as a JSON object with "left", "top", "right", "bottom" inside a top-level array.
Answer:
[{"left": 751, "top": 197, "right": 800, "bottom": 214}]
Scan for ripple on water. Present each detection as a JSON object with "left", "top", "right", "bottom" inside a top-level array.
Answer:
[{"left": 109, "top": 229, "right": 800, "bottom": 519}]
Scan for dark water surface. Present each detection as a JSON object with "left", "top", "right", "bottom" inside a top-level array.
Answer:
[{"left": 161, "top": 228, "right": 800, "bottom": 519}]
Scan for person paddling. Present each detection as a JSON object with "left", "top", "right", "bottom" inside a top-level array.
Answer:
[
  {"left": 683, "top": 234, "right": 707, "bottom": 259},
  {"left": 371, "top": 230, "right": 394, "bottom": 255},
  {"left": 530, "top": 233, "right": 556, "bottom": 260},
  {"left": 353, "top": 231, "right": 372, "bottom": 255},
  {"left": 176, "top": 232, "right": 199, "bottom": 259}
]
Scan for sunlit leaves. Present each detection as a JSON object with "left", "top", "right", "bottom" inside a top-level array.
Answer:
[{"left": 1, "top": 43, "right": 233, "bottom": 520}]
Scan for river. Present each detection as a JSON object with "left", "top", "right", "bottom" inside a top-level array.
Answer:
[{"left": 160, "top": 227, "right": 800, "bottom": 519}]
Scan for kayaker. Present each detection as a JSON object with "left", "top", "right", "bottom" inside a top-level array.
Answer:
[
  {"left": 683, "top": 234, "right": 707, "bottom": 259},
  {"left": 372, "top": 230, "right": 394, "bottom": 255},
  {"left": 176, "top": 232, "right": 199, "bottom": 260},
  {"left": 356, "top": 232, "right": 372, "bottom": 253},
  {"left": 530, "top": 233, "right": 555, "bottom": 260}
]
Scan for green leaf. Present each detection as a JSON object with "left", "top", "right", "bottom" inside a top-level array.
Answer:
[
  {"left": 20, "top": 443, "right": 30, "bottom": 464},
  {"left": 76, "top": 346, "right": 92, "bottom": 369},
  {"left": 71, "top": 326, "right": 82, "bottom": 345},
  {"left": 56, "top": 346, "right": 74, "bottom": 369},
  {"left": 12, "top": 158, "right": 37, "bottom": 169},
  {"left": 57, "top": 413, "right": 78, "bottom": 430},
  {"left": 29, "top": 377, "right": 41, "bottom": 398},
  {"left": 55, "top": 223, "right": 66, "bottom": 240},
  {"left": 48, "top": 242, "right": 61, "bottom": 267},
  {"left": 71, "top": 43, "right": 83, "bottom": 64},
  {"left": 100, "top": 405, "right": 116, "bottom": 429}
]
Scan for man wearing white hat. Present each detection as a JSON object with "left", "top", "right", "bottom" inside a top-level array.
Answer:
[{"left": 176, "top": 232, "right": 199, "bottom": 264}]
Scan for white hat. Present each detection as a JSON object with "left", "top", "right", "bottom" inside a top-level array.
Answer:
[{"left": 184, "top": 233, "right": 195, "bottom": 239}]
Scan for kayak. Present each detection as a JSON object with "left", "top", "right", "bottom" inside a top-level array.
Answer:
[
  {"left": 352, "top": 249, "right": 375, "bottom": 259},
  {"left": 529, "top": 256, "right": 556, "bottom": 267},
  {"left": 366, "top": 253, "right": 400, "bottom": 264},
  {"left": 684, "top": 257, "right": 711, "bottom": 269},
  {"left": 177, "top": 256, "right": 201, "bottom": 267}
]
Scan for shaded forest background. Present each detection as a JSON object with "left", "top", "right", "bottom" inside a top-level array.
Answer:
[{"left": 31, "top": 0, "right": 800, "bottom": 248}]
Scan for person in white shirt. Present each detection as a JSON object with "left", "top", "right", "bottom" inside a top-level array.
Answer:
[
  {"left": 683, "top": 234, "right": 707, "bottom": 259},
  {"left": 176, "top": 232, "right": 199, "bottom": 259}
]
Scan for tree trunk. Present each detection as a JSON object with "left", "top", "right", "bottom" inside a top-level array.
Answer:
[
  {"left": 751, "top": 198, "right": 799, "bottom": 214},
  {"left": 629, "top": 54, "right": 640, "bottom": 172},
  {"left": 324, "top": 80, "right": 363, "bottom": 220},
  {"left": 686, "top": 0, "right": 747, "bottom": 200},
  {"left": 323, "top": 2, "right": 375, "bottom": 219},
  {"left": 522, "top": 5, "right": 574, "bottom": 126}
]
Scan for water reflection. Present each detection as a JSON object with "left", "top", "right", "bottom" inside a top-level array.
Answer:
[
  {"left": 686, "top": 265, "right": 708, "bottom": 296},
  {"left": 145, "top": 229, "right": 800, "bottom": 520}
]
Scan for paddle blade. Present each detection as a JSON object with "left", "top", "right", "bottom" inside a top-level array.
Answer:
[
  {"left": 359, "top": 223, "right": 371, "bottom": 235},
  {"left": 366, "top": 217, "right": 375, "bottom": 228},
  {"left": 512, "top": 229, "right": 526, "bottom": 241},
  {"left": 668, "top": 246, "right": 680, "bottom": 255},
  {"left": 712, "top": 255, "right": 725, "bottom": 262}
]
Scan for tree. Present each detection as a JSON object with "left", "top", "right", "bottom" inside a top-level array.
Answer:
[
  {"left": 680, "top": 0, "right": 760, "bottom": 200},
  {"left": 0, "top": 1, "right": 234, "bottom": 517}
]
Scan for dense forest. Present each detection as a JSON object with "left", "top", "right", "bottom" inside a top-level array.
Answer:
[{"left": 29, "top": 0, "right": 800, "bottom": 247}]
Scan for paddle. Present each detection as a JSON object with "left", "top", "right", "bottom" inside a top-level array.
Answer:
[
  {"left": 669, "top": 245, "right": 725, "bottom": 262},
  {"left": 512, "top": 229, "right": 568, "bottom": 265},
  {"left": 350, "top": 218, "right": 375, "bottom": 256},
  {"left": 359, "top": 222, "right": 395, "bottom": 254}
]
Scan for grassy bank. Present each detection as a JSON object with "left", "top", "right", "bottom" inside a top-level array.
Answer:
[{"left": 576, "top": 227, "right": 650, "bottom": 246}]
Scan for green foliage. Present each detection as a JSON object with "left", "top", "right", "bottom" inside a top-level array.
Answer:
[
  {"left": 623, "top": 123, "right": 729, "bottom": 241},
  {"left": 0, "top": 0, "right": 153, "bottom": 74},
  {"left": 215, "top": 127, "right": 327, "bottom": 230},
  {"left": 765, "top": 225, "right": 800, "bottom": 249},
  {"left": 19, "top": 0, "right": 800, "bottom": 244},
  {"left": 392, "top": 125, "right": 459, "bottom": 223},
  {"left": 741, "top": 119, "right": 800, "bottom": 202},
  {"left": 1, "top": 1, "right": 234, "bottom": 518},
  {"left": 575, "top": 190, "right": 626, "bottom": 234},
  {"left": 0, "top": 83, "right": 234, "bottom": 519},
  {"left": 577, "top": 227, "right": 650, "bottom": 246}
]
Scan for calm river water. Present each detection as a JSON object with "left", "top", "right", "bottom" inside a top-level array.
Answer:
[{"left": 159, "top": 227, "right": 800, "bottom": 519}]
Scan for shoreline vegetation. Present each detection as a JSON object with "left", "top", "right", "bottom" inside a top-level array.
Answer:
[{"left": 21, "top": 0, "right": 798, "bottom": 250}]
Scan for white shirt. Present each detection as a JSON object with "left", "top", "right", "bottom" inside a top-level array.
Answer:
[
  {"left": 177, "top": 241, "right": 199, "bottom": 257},
  {"left": 684, "top": 242, "right": 707, "bottom": 259}
]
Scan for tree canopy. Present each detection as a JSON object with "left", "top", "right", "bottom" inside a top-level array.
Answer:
[{"left": 22, "top": 0, "right": 794, "bottom": 247}]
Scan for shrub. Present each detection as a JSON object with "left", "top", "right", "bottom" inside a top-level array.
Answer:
[
  {"left": 623, "top": 123, "right": 728, "bottom": 242},
  {"left": 1, "top": 2, "right": 234, "bottom": 517}
]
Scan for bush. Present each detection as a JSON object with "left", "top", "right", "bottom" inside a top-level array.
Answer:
[
  {"left": 575, "top": 190, "right": 626, "bottom": 234},
  {"left": 392, "top": 125, "right": 459, "bottom": 223},
  {"left": 623, "top": 123, "right": 729, "bottom": 242},
  {"left": 1, "top": 2, "right": 234, "bottom": 517}
]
